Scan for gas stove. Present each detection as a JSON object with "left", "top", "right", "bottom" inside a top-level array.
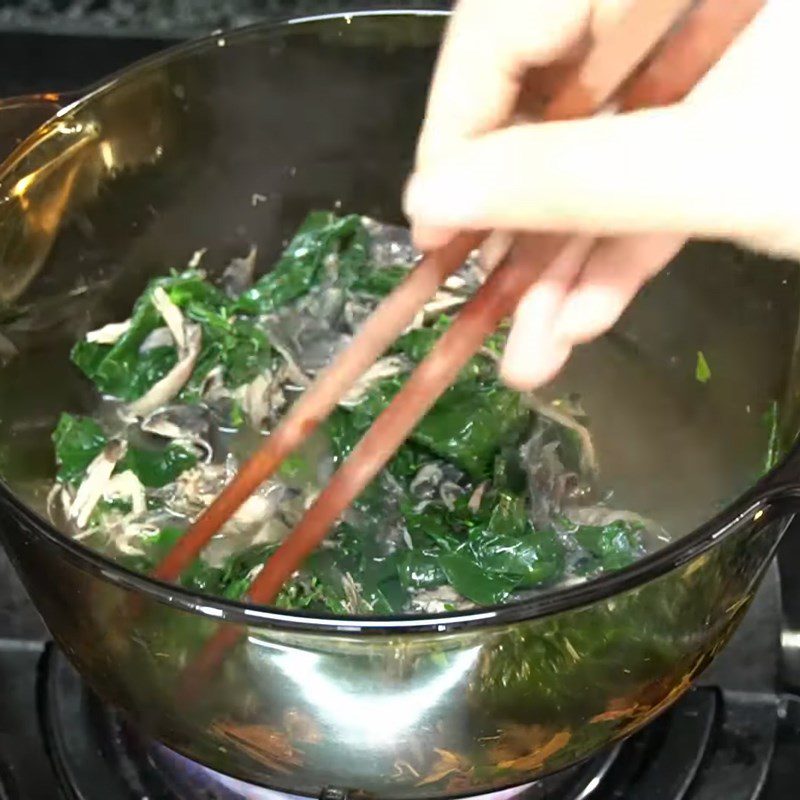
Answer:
[
  {"left": 1, "top": 21, "right": 800, "bottom": 800},
  {"left": 0, "top": 570, "right": 796, "bottom": 800}
]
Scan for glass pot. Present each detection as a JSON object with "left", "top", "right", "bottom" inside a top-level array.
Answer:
[{"left": 1, "top": 9, "right": 800, "bottom": 799}]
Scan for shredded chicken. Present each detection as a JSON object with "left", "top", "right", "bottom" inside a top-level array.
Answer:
[
  {"left": 200, "top": 365, "right": 227, "bottom": 400},
  {"left": 139, "top": 326, "right": 174, "bottom": 353},
  {"left": 468, "top": 481, "right": 489, "bottom": 512},
  {"left": 140, "top": 406, "right": 213, "bottom": 462},
  {"left": 152, "top": 287, "right": 186, "bottom": 348},
  {"left": 342, "top": 572, "right": 369, "bottom": 615},
  {"left": 265, "top": 334, "right": 312, "bottom": 389},
  {"left": 85, "top": 319, "right": 132, "bottom": 345},
  {"left": 222, "top": 245, "right": 257, "bottom": 297},
  {"left": 103, "top": 470, "right": 147, "bottom": 516},
  {"left": 126, "top": 289, "right": 202, "bottom": 417},
  {"left": 408, "top": 586, "right": 473, "bottom": 615},
  {"left": 114, "top": 523, "right": 161, "bottom": 557},
  {"left": 339, "top": 356, "right": 409, "bottom": 407},
  {"left": 70, "top": 439, "right": 127, "bottom": 528},
  {"left": 410, "top": 464, "right": 444, "bottom": 498},
  {"left": 127, "top": 325, "right": 201, "bottom": 417},
  {"left": 422, "top": 290, "right": 467, "bottom": 318},
  {"left": 439, "top": 481, "right": 463, "bottom": 510},
  {"left": 235, "top": 370, "right": 286, "bottom": 430},
  {"left": 187, "top": 248, "right": 207, "bottom": 269},
  {"left": 158, "top": 462, "right": 228, "bottom": 519},
  {"left": 47, "top": 482, "right": 72, "bottom": 526},
  {"left": 525, "top": 394, "right": 599, "bottom": 476}
]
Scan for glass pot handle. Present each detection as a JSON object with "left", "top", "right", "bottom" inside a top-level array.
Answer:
[{"left": 0, "top": 93, "right": 71, "bottom": 164}]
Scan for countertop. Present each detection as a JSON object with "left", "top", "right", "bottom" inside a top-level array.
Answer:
[{"left": 0, "top": 1, "right": 449, "bottom": 38}]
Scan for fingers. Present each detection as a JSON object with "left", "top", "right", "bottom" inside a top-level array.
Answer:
[
  {"left": 412, "top": 0, "right": 592, "bottom": 250},
  {"left": 554, "top": 233, "right": 685, "bottom": 343},
  {"left": 416, "top": 0, "right": 592, "bottom": 170},
  {"left": 689, "top": 0, "right": 795, "bottom": 107},
  {"left": 499, "top": 233, "right": 683, "bottom": 390},
  {"left": 406, "top": 105, "right": 785, "bottom": 244},
  {"left": 499, "top": 234, "right": 595, "bottom": 389}
]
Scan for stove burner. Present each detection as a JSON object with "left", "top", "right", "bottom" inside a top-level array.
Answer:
[
  {"left": 148, "top": 736, "right": 617, "bottom": 800},
  {"left": 36, "top": 644, "right": 794, "bottom": 800},
  {"left": 39, "top": 645, "right": 617, "bottom": 800},
  {"left": 150, "top": 742, "right": 308, "bottom": 800}
]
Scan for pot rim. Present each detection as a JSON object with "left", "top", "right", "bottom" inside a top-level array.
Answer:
[{"left": 0, "top": 6, "right": 796, "bottom": 635}]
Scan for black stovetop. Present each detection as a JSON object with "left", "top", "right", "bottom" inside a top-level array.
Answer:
[{"left": 2, "top": 26, "right": 800, "bottom": 800}]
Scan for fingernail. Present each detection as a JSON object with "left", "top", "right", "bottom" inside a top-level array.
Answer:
[
  {"left": 552, "top": 295, "right": 582, "bottom": 341},
  {"left": 403, "top": 172, "right": 481, "bottom": 225},
  {"left": 412, "top": 225, "right": 458, "bottom": 251},
  {"left": 554, "top": 290, "right": 621, "bottom": 344},
  {"left": 500, "top": 341, "right": 572, "bottom": 391},
  {"left": 500, "top": 311, "right": 569, "bottom": 390}
]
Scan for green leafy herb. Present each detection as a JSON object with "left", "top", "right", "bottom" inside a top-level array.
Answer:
[
  {"left": 56, "top": 211, "right": 662, "bottom": 619},
  {"left": 350, "top": 264, "right": 409, "bottom": 297},
  {"left": 71, "top": 272, "right": 228, "bottom": 401},
  {"left": 439, "top": 552, "right": 518, "bottom": 605},
  {"left": 119, "top": 444, "right": 196, "bottom": 488},
  {"left": 574, "top": 520, "right": 644, "bottom": 574},
  {"left": 52, "top": 413, "right": 106, "bottom": 484},
  {"left": 119, "top": 526, "right": 225, "bottom": 593},
  {"left": 180, "top": 304, "right": 274, "bottom": 399},
  {"left": 234, "top": 212, "right": 370, "bottom": 314},
  {"left": 412, "top": 378, "right": 531, "bottom": 480},
  {"left": 52, "top": 413, "right": 195, "bottom": 489},
  {"left": 695, "top": 350, "right": 711, "bottom": 384},
  {"left": 398, "top": 549, "right": 447, "bottom": 591}
]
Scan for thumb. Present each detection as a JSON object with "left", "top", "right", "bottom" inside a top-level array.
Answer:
[{"left": 404, "top": 106, "right": 782, "bottom": 246}]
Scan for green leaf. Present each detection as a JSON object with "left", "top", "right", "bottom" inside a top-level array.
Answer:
[
  {"left": 119, "top": 444, "right": 197, "bottom": 488},
  {"left": 180, "top": 304, "right": 274, "bottom": 399},
  {"left": 216, "top": 542, "right": 278, "bottom": 600},
  {"left": 52, "top": 413, "right": 107, "bottom": 484},
  {"left": 412, "top": 378, "right": 531, "bottom": 480},
  {"left": 72, "top": 265, "right": 278, "bottom": 406},
  {"left": 363, "top": 580, "right": 406, "bottom": 614},
  {"left": 119, "top": 526, "right": 224, "bottom": 592},
  {"left": 466, "top": 494, "right": 566, "bottom": 587},
  {"left": 398, "top": 549, "right": 447, "bottom": 591},
  {"left": 401, "top": 501, "right": 460, "bottom": 551},
  {"left": 277, "top": 450, "right": 315, "bottom": 484},
  {"left": 234, "top": 212, "right": 370, "bottom": 314},
  {"left": 71, "top": 339, "right": 109, "bottom": 377},
  {"left": 326, "top": 400, "right": 423, "bottom": 486},
  {"left": 52, "top": 413, "right": 196, "bottom": 489},
  {"left": 574, "top": 520, "right": 644, "bottom": 573},
  {"left": 71, "top": 271, "right": 229, "bottom": 401},
  {"left": 393, "top": 318, "right": 451, "bottom": 363},
  {"left": 473, "top": 531, "right": 565, "bottom": 587},
  {"left": 439, "top": 552, "right": 517, "bottom": 605},
  {"left": 331, "top": 369, "right": 530, "bottom": 483},
  {"left": 484, "top": 493, "right": 528, "bottom": 539},
  {"left": 350, "top": 265, "right": 409, "bottom": 297},
  {"left": 695, "top": 350, "right": 711, "bottom": 384}
]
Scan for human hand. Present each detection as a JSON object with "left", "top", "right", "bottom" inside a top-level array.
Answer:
[{"left": 404, "top": 0, "right": 798, "bottom": 389}]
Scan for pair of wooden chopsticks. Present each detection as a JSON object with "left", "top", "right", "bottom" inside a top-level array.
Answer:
[
  {"left": 159, "top": 0, "right": 763, "bottom": 647},
  {"left": 172, "top": 0, "right": 765, "bottom": 693}
]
